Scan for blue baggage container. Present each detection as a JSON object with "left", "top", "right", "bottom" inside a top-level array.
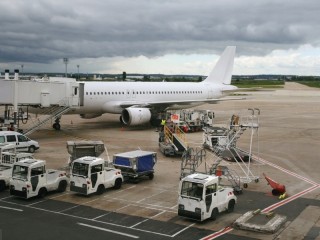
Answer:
[{"left": 113, "top": 150, "right": 157, "bottom": 180}]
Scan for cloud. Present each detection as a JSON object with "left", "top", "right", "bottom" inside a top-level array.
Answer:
[{"left": 0, "top": 0, "right": 320, "bottom": 75}]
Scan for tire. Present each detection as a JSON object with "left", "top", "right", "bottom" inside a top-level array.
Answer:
[
  {"left": 57, "top": 180, "right": 67, "bottom": 192},
  {"left": 96, "top": 185, "right": 105, "bottom": 195},
  {"left": 28, "top": 146, "right": 36, "bottom": 153},
  {"left": 113, "top": 178, "right": 122, "bottom": 190},
  {"left": 148, "top": 173, "right": 154, "bottom": 180},
  {"left": 0, "top": 181, "right": 6, "bottom": 191},
  {"left": 227, "top": 200, "right": 235, "bottom": 213},
  {"left": 53, "top": 123, "right": 61, "bottom": 130},
  {"left": 38, "top": 188, "right": 47, "bottom": 198},
  {"left": 211, "top": 208, "right": 219, "bottom": 220}
]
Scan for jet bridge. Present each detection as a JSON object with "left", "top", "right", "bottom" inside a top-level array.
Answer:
[{"left": 0, "top": 70, "right": 83, "bottom": 134}]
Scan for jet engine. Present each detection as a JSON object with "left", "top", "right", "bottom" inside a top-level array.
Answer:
[
  {"left": 80, "top": 113, "right": 102, "bottom": 119},
  {"left": 121, "top": 108, "right": 152, "bottom": 126}
]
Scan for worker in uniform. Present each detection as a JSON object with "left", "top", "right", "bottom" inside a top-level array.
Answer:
[{"left": 160, "top": 119, "right": 166, "bottom": 131}]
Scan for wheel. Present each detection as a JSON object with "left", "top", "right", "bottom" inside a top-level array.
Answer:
[
  {"left": 0, "top": 181, "right": 6, "bottom": 191},
  {"left": 38, "top": 188, "right": 47, "bottom": 198},
  {"left": 255, "top": 178, "right": 259, "bottom": 183},
  {"left": 53, "top": 123, "right": 61, "bottom": 130},
  {"left": 96, "top": 185, "right": 105, "bottom": 195},
  {"left": 148, "top": 173, "right": 154, "bottom": 180},
  {"left": 211, "top": 208, "right": 219, "bottom": 220},
  {"left": 28, "top": 146, "right": 36, "bottom": 153},
  {"left": 113, "top": 178, "right": 122, "bottom": 190},
  {"left": 243, "top": 183, "right": 248, "bottom": 188},
  {"left": 227, "top": 200, "right": 235, "bottom": 213},
  {"left": 57, "top": 180, "right": 67, "bottom": 192}
]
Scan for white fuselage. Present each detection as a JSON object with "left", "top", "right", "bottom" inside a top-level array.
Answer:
[{"left": 71, "top": 81, "right": 237, "bottom": 115}]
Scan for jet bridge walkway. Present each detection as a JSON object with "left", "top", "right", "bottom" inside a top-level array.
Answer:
[{"left": 0, "top": 71, "right": 83, "bottom": 134}]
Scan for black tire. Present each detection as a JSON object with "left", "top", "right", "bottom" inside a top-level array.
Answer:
[
  {"left": 148, "top": 173, "right": 154, "bottom": 180},
  {"left": 227, "top": 200, "right": 235, "bottom": 213},
  {"left": 0, "top": 181, "right": 6, "bottom": 191},
  {"left": 113, "top": 178, "right": 122, "bottom": 190},
  {"left": 57, "top": 180, "right": 67, "bottom": 192},
  {"left": 38, "top": 188, "right": 47, "bottom": 198},
  {"left": 96, "top": 185, "right": 105, "bottom": 195},
  {"left": 211, "top": 208, "right": 219, "bottom": 220},
  {"left": 28, "top": 146, "right": 36, "bottom": 153}
]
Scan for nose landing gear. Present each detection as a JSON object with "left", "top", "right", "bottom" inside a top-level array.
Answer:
[{"left": 52, "top": 117, "right": 61, "bottom": 130}]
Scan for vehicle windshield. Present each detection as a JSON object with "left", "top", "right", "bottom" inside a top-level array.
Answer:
[
  {"left": 181, "top": 181, "right": 204, "bottom": 199},
  {"left": 72, "top": 162, "right": 89, "bottom": 177},
  {"left": 12, "top": 165, "right": 28, "bottom": 180}
]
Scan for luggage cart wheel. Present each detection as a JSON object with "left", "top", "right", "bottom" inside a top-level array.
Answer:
[
  {"left": 243, "top": 183, "right": 248, "bottom": 188},
  {"left": 255, "top": 179, "right": 259, "bottom": 183}
]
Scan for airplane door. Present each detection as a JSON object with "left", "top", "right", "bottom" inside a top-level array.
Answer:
[
  {"left": 207, "top": 89, "right": 214, "bottom": 99},
  {"left": 79, "top": 83, "right": 84, "bottom": 106},
  {"left": 71, "top": 86, "right": 79, "bottom": 106}
]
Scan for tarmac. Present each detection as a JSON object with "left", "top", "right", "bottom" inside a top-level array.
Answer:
[{"left": 1, "top": 82, "right": 320, "bottom": 239}]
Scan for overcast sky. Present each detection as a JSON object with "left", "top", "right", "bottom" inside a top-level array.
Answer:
[{"left": 1, "top": 0, "right": 320, "bottom": 76}]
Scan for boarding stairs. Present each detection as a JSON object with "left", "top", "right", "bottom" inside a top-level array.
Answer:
[
  {"left": 163, "top": 125, "right": 188, "bottom": 153},
  {"left": 180, "top": 147, "right": 206, "bottom": 179},
  {"left": 23, "top": 105, "right": 71, "bottom": 135},
  {"left": 207, "top": 141, "right": 242, "bottom": 193}
]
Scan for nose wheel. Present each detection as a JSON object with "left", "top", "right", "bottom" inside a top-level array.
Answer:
[{"left": 53, "top": 117, "right": 61, "bottom": 130}]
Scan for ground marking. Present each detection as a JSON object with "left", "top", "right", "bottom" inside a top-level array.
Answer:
[
  {"left": 78, "top": 222, "right": 139, "bottom": 239},
  {"left": 0, "top": 205, "right": 23, "bottom": 212},
  {"left": 199, "top": 155, "right": 320, "bottom": 240}
]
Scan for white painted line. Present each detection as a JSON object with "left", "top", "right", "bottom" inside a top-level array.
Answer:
[
  {"left": 78, "top": 222, "right": 139, "bottom": 239},
  {"left": 0, "top": 205, "right": 23, "bottom": 212},
  {"left": 254, "top": 155, "right": 319, "bottom": 185},
  {"left": 171, "top": 223, "right": 195, "bottom": 237},
  {"left": 0, "top": 196, "right": 14, "bottom": 200},
  {"left": 28, "top": 200, "right": 47, "bottom": 206},
  {"left": 136, "top": 190, "right": 166, "bottom": 203},
  {"left": 130, "top": 218, "right": 149, "bottom": 228},
  {"left": 49, "top": 192, "right": 70, "bottom": 199},
  {"left": 150, "top": 210, "right": 166, "bottom": 219},
  {"left": 59, "top": 205, "right": 80, "bottom": 213},
  {"left": 262, "top": 184, "right": 320, "bottom": 213},
  {"left": 92, "top": 213, "right": 108, "bottom": 220}
]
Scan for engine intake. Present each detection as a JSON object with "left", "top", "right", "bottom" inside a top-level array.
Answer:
[{"left": 121, "top": 108, "right": 151, "bottom": 126}]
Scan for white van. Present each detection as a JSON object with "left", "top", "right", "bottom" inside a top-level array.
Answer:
[{"left": 0, "top": 131, "right": 39, "bottom": 153}]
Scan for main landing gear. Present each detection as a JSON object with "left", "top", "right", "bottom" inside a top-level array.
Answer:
[{"left": 52, "top": 117, "right": 61, "bottom": 130}]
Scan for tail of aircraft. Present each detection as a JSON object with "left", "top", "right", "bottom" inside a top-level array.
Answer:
[{"left": 203, "top": 46, "right": 236, "bottom": 85}]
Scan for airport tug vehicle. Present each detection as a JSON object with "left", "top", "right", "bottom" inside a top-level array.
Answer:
[
  {"left": 0, "top": 152, "right": 34, "bottom": 191},
  {"left": 70, "top": 156, "right": 123, "bottom": 195},
  {"left": 10, "top": 159, "right": 68, "bottom": 199},
  {"left": 178, "top": 173, "right": 237, "bottom": 221}
]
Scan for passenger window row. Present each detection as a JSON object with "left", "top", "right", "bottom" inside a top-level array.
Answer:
[{"left": 85, "top": 90, "right": 203, "bottom": 95}]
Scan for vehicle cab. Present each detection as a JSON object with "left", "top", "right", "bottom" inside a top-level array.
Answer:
[
  {"left": 178, "top": 173, "right": 237, "bottom": 221},
  {"left": 10, "top": 159, "right": 68, "bottom": 199},
  {"left": 70, "top": 156, "right": 123, "bottom": 195}
]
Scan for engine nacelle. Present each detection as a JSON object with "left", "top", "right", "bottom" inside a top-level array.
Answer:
[
  {"left": 121, "top": 108, "right": 151, "bottom": 126},
  {"left": 80, "top": 113, "right": 102, "bottom": 119}
]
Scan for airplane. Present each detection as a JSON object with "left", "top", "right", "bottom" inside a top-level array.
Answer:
[{"left": 31, "top": 46, "right": 239, "bottom": 130}]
